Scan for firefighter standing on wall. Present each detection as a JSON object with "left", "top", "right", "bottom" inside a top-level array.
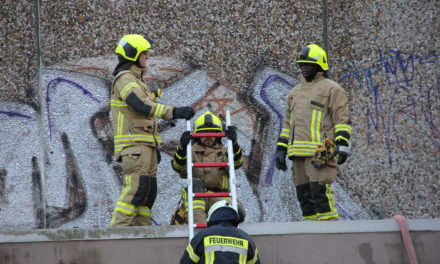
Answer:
[
  {"left": 180, "top": 200, "right": 260, "bottom": 264},
  {"left": 275, "top": 44, "right": 352, "bottom": 221},
  {"left": 110, "top": 34, "right": 195, "bottom": 226},
  {"left": 170, "top": 111, "right": 245, "bottom": 225}
]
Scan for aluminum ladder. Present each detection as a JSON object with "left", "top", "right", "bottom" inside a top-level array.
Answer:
[{"left": 186, "top": 110, "right": 238, "bottom": 240}]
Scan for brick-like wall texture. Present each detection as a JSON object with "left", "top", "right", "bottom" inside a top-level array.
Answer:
[{"left": 0, "top": 0, "right": 438, "bottom": 229}]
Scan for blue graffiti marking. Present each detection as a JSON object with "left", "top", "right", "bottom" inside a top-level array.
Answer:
[
  {"left": 259, "top": 74, "right": 295, "bottom": 184},
  {"left": 0, "top": 111, "right": 33, "bottom": 119},
  {"left": 46, "top": 77, "right": 101, "bottom": 138},
  {"left": 339, "top": 49, "right": 439, "bottom": 166}
]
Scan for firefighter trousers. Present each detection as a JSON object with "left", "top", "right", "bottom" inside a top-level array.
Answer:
[
  {"left": 110, "top": 145, "right": 158, "bottom": 226},
  {"left": 292, "top": 157, "right": 338, "bottom": 221}
]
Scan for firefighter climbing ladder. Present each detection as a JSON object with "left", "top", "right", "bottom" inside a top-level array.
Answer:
[{"left": 186, "top": 110, "right": 238, "bottom": 240}]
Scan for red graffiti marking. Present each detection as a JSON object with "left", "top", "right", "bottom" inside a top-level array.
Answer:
[{"left": 72, "top": 67, "right": 109, "bottom": 72}]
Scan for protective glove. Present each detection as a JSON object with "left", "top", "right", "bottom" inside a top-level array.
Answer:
[
  {"left": 156, "top": 149, "right": 161, "bottom": 164},
  {"left": 172, "top": 106, "right": 195, "bottom": 120},
  {"left": 179, "top": 131, "right": 192, "bottom": 151},
  {"left": 332, "top": 140, "right": 351, "bottom": 165},
  {"left": 225, "top": 126, "right": 237, "bottom": 144},
  {"left": 275, "top": 149, "right": 288, "bottom": 171}
]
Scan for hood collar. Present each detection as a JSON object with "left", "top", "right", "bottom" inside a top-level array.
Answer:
[
  {"left": 128, "top": 64, "right": 144, "bottom": 79},
  {"left": 112, "top": 55, "right": 145, "bottom": 78},
  {"left": 301, "top": 71, "right": 325, "bottom": 83}
]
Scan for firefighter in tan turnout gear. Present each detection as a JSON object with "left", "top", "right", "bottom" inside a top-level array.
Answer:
[
  {"left": 171, "top": 111, "right": 245, "bottom": 225},
  {"left": 110, "top": 34, "right": 195, "bottom": 226},
  {"left": 275, "top": 44, "right": 352, "bottom": 221}
]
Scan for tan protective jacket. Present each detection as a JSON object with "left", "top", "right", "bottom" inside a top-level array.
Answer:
[
  {"left": 192, "top": 143, "right": 230, "bottom": 190},
  {"left": 111, "top": 64, "right": 173, "bottom": 160},
  {"left": 174, "top": 142, "right": 243, "bottom": 191},
  {"left": 278, "top": 72, "right": 352, "bottom": 157}
]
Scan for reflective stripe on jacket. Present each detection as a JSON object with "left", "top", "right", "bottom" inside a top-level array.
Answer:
[
  {"left": 111, "top": 64, "right": 173, "bottom": 159},
  {"left": 277, "top": 72, "right": 352, "bottom": 157}
]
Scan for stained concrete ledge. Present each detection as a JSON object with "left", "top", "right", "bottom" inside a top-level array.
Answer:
[
  {"left": 1, "top": 219, "right": 438, "bottom": 242},
  {"left": 1, "top": 219, "right": 439, "bottom": 264}
]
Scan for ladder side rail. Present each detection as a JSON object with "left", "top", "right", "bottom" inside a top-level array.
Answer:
[
  {"left": 186, "top": 120, "right": 195, "bottom": 240},
  {"left": 226, "top": 110, "right": 238, "bottom": 211}
]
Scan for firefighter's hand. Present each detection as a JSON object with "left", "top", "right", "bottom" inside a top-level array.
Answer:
[
  {"left": 225, "top": 126, "right": 237, "bottom": 143},
  {"left": 333, "top": 141, "right": 351, "bottom": 165},
  {"left": 156, "top": 149, "right": 161, "bottom": 164},
  {"left": 275, "top": 150, "right": 288, "bottom": 171},
  {"left": 179, "top": 131, "right": 192, "bottom": 150},
  {"left": 173, "top": 106, "right": 195, "bottom": 120}
]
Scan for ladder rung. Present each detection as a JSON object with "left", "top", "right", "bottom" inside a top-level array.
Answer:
[
  {"left": 193, "top": 192, "right": 231, "bottom": 198},
  {"left": 195, "top": 223, "right": 207, "bottom": 228},
  {"left": 191, "top": 132, "right": 226, "bottom": 138},
  {"left": 193, "top": 162, "right": 229, "bottom": 168}
]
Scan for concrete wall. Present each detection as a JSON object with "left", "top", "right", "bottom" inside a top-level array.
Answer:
[
  {"left": 0, "top": 0, "right": 439, "bottom": 229},
  {"left": 1, "top": 220, "right": 439, "bottom": 264}
]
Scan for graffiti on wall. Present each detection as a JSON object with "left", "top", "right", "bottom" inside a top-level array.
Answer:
[
  {"left": 2, "top": 49, "right": 438, "bottom": 229},
  {"left": 338, "top": 49, "right": 439, "bottom": 166}
]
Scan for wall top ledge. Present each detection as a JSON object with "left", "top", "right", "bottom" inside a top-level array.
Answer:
[{"left": 1, "top": 219, "right": 439, "bottom": 244}]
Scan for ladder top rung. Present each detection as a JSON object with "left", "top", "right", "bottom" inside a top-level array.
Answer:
[
  {"left": 191, "top": 132, "right": 226, "bottom": 138},
  {"left": 193, "top": 192, "right": 231, "bottom": 198},
  {"left": 193, "top": 162, "right": 229, "bottom": 168},
  {"left": 195, "top": 223, "right": 207, "bottom": 228}
]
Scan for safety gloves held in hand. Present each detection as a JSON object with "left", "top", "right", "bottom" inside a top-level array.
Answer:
[
  {"left": 332, "top": 140, "right": 351, "bottom": 165},
  {"left": 333, "top": 124, "right": 352, "bottom": 165},
  {"left": 173, "top": 106, "right": 195, "bottom": 120}
]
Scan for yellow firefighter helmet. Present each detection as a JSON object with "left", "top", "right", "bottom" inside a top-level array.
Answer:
[
  {"left": 194, "top": 111, "right": 223, "bottom": 133},
  {"left": 115, "top": 34, "right": 152, "bottom": 62},
  {"left": 296, "top": 43, "right": 328, "bottom": 71}
]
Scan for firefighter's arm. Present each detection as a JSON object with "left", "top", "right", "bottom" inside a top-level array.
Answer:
[
  {"left": 180, "top": 243, "right": 199, "bottom": 263},
  {"left": 329, "top": 85, "right": 352, "bottom": 165},
  {"left": 172, "top": 131, "right": 192, "bottom": 176},
  {"left": 276, "top": 92, "right": 293, "bottom": 151},
  {"left": 275, "top": 92, "right": 293, "bottom": 171},
  {"left": 172, "top": 146, "right": 188, "bottom": 176},
  {"left": 225, "top": 143, "right": 243, "bottom": 169},
  {"left": 329, "top": 85, "right": 352, "bottom": 145},
  {"left": 225, "top": 126, "right": 243, "bottom": 169},
  {"left": 180, "top": 233, "right": 203, "bottom": 263},
  {"left": 247, "top": 239, "right": 261, "bottom": 264},
  {"left": 233, "top": 143, "right": 243, "bottom": 169},
  {"left": 115, "top": 74, "right": 174, "bottom": 120}
]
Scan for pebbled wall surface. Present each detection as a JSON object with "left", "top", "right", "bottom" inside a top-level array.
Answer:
[{"left": 0, "top": 0, "right": 438, "bottom": 229}]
